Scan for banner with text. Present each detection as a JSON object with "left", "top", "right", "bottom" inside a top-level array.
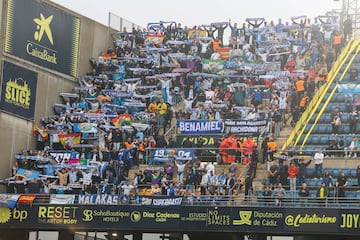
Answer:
[
  {"left": 176, "top": 134, "right": 221, "bottom": 148},
  {"left": 0, "top": 205, "right": 357, "bottom": 235},
  {"left": 4, "top": 0, "right": 80, "bottom": 76},
  {"left": 153, "top": 148, "right": 194, "bottom": 162},
  {"left": 177, "top": 120, "right": 223, "bottom": 135},
  {"left": 139, "top": 196, "right": 183, "bottom": 207},
  {"left": 0, "top": 61, "right": 37, "bottom": 120},
  {"left": 224, "top": 119, "right": 268, "bottom": 136}
]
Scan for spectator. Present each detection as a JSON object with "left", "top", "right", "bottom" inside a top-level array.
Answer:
[
  {"left": 321, "top": 171, "right": 333, "bottom": 189},
  {"left": 216, "top": 170, "right": 227, "bottom": 195},
  {"left": 224, "top": 173, "right": 235, "bottom": 196},
  {"left": 356, "top": 164, "right": 360, "bottom": 186},
  {"left": 343, "top": 15, "right": 353, "bottom": 42},
  {"left": 314, "top": 149, "right": 324, "bottom": 178},
  {"left": 349, "top": 111, "right": 358, "bottom": 135},
  {"left": 345, "top": 136, "right": 357, "bottom": 158},
  {"left": 316, "top": 182, "right": 329, "bottom": 207},
  {"left": 268, "top": 160, "right": 279, "bottom": 185},
  {"left": 120, "top": 180, "right": 134, "bottom": 204},
  {"left": 335, "top": 170, "right": 348, "bottom": 201},
  {"left": 335, "top": 136, "right": 345, "bottom": 157},
  {"left": 207, "top": 170, "right": 217, "bottom": 195},
  {"left": 295, "top": 158, "right": 312, "bottom": 185},
  {"left": 200, "top": 171, "right": 209, "bottom": 195},
  {"left": 331, "top": 114, "right": 342, "bottom": 135},
  {"left": 279, "top": 160, "right": 289, "bottom": 186},
  {"left": 273, "top": 183, "right": 286, "bottom": 207},
  {"left": 175, "top": 160, "right": 188, "bottom": 184},
  {"left": 287, "top": 161, "right": 299, "bottom": 193},
  {"left": 332, "top": 31, "right": 343, "bottom": 59},
  {"left": 298, "top": 183, "right": 310, "bottom": 206},
  {"left": 262, "top": 185, "right": 273, "bottom": 205}
]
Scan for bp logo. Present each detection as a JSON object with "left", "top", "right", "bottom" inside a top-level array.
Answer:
[
  {"left": 130, "top": 211, "right": 141, "bottom": 223},
  {"left": 0, "top": 207, "right": 11, "bottom": 224}
]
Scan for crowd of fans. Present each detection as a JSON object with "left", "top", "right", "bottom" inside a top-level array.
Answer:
[{"left": 2, "top": 13, "right": 359, "bottom": 206}]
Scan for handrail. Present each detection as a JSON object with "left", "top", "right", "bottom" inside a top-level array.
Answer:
[
  {"left": 7, "top": 191, "right": 360, "bottom": 208},
  {"left": 300, "top": 42, "right": 360, "bottom": 151}
]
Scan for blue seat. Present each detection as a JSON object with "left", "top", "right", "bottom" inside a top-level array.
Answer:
[
  {"left": 345, "top": 191, "right": 356, "bottom": 198},
  {"left": 342, "top": 168, "right": 351, "bottom": 177},
  {"left": 318, "top": 125, "right": 328, "bottom": 134},
  {"left": 350, "top": 169, "right": 357, "bottom": 178},
  {"left": 340, "top": 125, "right": 350, "bottom": 133},
  {"left": 306, "top": 178, "right": 317, "bottom": 187},
  {"left": 320, "top": 136, "right": 329, "bottom": 145},
  {"left": 309, "top": 135, "right": 320, "bottom": 144},
  {"left": 332, "top": 168, "right": 341, "bottom": 177},
  {"left": 306, "top": 168, "right": 315, "bottom": 178},
  {"left": 348, "top": 178, "right": 358, "bottom": 187},
  {"left": 341, "top": 113, "right": 350, "bottom": 122}
]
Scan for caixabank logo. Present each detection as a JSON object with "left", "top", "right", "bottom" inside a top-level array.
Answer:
[
  {"left": 5, "top": 0, "right": 80, "bottom": 77},
  {"left": 27, "top": 13, "right": 57, "bottom": 64}
]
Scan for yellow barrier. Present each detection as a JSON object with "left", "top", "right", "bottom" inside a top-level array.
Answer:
[
  {"left": 300, "top": 43, "right": 360, "bottom": 151},
  {"left": 281, "top": 37, "right": 360, "bottom": 151}
]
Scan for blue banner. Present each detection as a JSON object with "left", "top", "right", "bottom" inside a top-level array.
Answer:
[
  {"left": 15, "top": 168, "right": 40, "bottom": 180},
  {"left": 139, "top": 196, "right": 183, "bottom": 207},
  {"left": 78, "top": 195, "right": 120, "bottom": 205},
  {"left": 0, "top": 61, "right": 37, "bottom": 120},
  {"left": 153, "top": 148, "right": 194, "bottom": 162},
  {"left": 177, "top": 120, "right": 223, "bottom": 134}
]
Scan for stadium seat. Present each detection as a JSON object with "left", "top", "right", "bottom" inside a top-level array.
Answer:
[
  {"left": 306, "top": 168, "right": 315, "bottom": 178},
  {"left": 350, "top": 169, "right": 357, "bottom": 178},
  {"left": 319, "top": 136, "right": 329, "bottom": 145},
  {"left": 332, "top": 168, "right": 341, "bottom": 177},
  {"left": 311, "top": 135, "right": 320, "bottom": 145}
]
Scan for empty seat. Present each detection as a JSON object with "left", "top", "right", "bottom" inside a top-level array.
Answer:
[
  {"left": 320, "top": 136, "right": 329, "bottom": 145},
  {"left": 332, "top": 168, "right": 341, "bottom": 177},
  {"left": 306, "top": 168, "right": 315, "bottom": 178},
  {"left": 350, "top": 169, "right": 357, "bottom": 178}
]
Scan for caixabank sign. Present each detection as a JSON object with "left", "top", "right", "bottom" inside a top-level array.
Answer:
[
  {"left": 4, "top": 0, "right": 80, "bottom": 77},
  {"left": 0, "top": 205, "right": 360, "bottom": 235},
  {"left": 0, "top": 61, "right": 37, "bottom": 120}
]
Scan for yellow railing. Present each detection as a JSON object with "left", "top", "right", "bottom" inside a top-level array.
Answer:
[
  {"left": 300, "top": 42, "right": 360, "bottom": 151},
  {"left": 281, "top": 37, "right": 360, "bottom": 151}
]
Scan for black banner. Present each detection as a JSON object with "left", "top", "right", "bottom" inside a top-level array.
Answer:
[
  {"left": 0, "top": 61, "right": 37, "bottom": 120},
  {"left": 4, "top": 0, "right": 80, "bottom": 77},
  {"left": 0, "top": 205, "right": 357, "bottom": 234},
  {"left": 176, "top": 134, "right": 221, "bottom": 148},
  {"left": 224, "top": 119, "right": 268, "bottom": 136}
]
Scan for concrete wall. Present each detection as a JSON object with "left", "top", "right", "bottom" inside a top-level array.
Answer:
[{"left": 0, "top": 0, "right": 114, "bottom": 180}]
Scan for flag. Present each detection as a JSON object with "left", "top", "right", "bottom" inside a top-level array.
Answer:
[
  {"left": 0, "top": 194, "right": 20, "bottom": 208},
  {"left": 33, "top": 122, "right": 48, "bottom": 141},
  {"left": 15, "top": 168, "right": 40, "bottom": 179},
  {"left": 202, "top": 59, "right": 225, "bottom": 74},
  {"left": 17, "top": 194, "right": 36, "bottom": 204},
  {"left": 216, "top": 47, "right": 231, "bottom": 60},
  {"left": 58, "top": 133, "right": 81, "bottom": 149},
  {"left": 111, "top": 114, "right": 132, "bottom": 127},
  {"left": 50, "top": 194, "right": 75, "bottom": 204},
  {"left": 131, "top": 122, "right": 149, "bottom": 132},
  {"left": 73, "top": 123, "right": 97, "bottom": 133},
  {"left": 338, "top": 83, "right": 360, "bottom": 94}
]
